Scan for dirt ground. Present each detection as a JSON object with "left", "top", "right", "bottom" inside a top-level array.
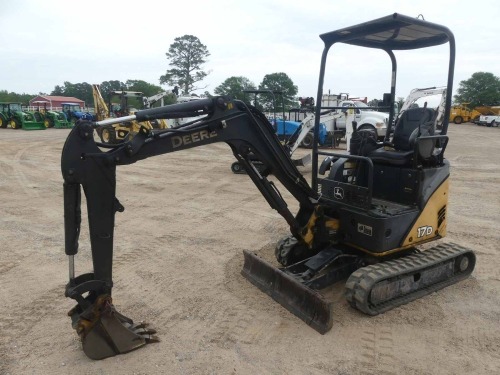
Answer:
[{"left": 0, "top": 122, "right": 499, "bottom": 375}]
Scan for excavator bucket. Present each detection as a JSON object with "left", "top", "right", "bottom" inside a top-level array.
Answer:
[
  {"left": 69, "top": 295, "right": 158, "bottom": 360},
  {"left": 241, "top": 250, "right": 333, "bottom": 334}
]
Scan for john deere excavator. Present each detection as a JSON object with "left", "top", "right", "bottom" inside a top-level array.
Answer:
[{"left": 61, "top": 14, "right": 475, "bottom": 360}]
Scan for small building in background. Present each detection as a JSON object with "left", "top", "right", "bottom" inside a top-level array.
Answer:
[{"left": 29, "top": 95, "right": 85, "bottom": 110}]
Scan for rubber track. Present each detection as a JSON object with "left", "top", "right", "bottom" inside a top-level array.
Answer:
[{"left": 345, "top": 242, "right": 475, "bottom": 315}]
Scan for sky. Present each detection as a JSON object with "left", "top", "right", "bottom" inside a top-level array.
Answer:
[{"left": 1, "top": 0, "right": 499, "bottom": 103}]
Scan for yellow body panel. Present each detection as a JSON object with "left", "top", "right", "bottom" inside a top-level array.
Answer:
[
  {"left": 402, "top": 178, "right": 448, "bottom": 247},
  {"left": 344, "top": 178, "right": 449, "bottom": 257},
  {"left": 301, "top": 207, "right": 340, "bottom": 247}
]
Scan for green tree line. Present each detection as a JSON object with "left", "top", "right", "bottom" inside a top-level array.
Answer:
[
  {"left": 0, "top": 72, "right": 299, "bottom": 113},
  {"left": 2, "top": 28, "right": 498, "bottom": 114},
  {"left": 453, "top": 72, "right": 500, "bottom": 108},
  {"left": 2, "top": 70, "right": 499, "bottom": 112}
]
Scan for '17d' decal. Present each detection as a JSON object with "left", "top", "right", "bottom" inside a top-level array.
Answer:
[{"left": 417, "top": 225, "right": 433, "bottom": 238}]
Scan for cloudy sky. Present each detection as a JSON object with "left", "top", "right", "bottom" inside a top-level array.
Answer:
[{"left": 1, "top": 0, "right": 498, "bottom": 102}]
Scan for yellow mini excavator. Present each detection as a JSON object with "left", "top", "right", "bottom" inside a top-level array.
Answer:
[{"left": 62, "top": 14, "right": 475, "bottom": 359}]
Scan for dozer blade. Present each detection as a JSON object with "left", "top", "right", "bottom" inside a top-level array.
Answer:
[
  {"left": 241, "top": 250, "right": 333, "bottom": 334},
  {"left": 292, "top": 153, "right": 312, "bottom": 167},
  {"left": 70, "top": 295, "right": 158, "bottom": 360}
]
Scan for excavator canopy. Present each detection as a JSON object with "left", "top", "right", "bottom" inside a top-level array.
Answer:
[
  {"left": 320, "top": 13, "right": 453, "bottom": 50},
  {"left": 311, "top": 13, "right": 456, "bottom": 189}
]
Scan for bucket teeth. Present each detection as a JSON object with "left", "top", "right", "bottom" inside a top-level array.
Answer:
[{"left": 69, "top": 295, "right": 159, "bottom": 360}]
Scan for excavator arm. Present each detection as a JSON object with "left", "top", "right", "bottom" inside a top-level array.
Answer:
[{"left": 61, "top": 97, "right": 323, "bottom": 359}]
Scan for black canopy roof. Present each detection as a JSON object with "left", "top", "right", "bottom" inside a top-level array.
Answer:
[{"left": 320, "top": 13, "right": 453, "bottom": 50}]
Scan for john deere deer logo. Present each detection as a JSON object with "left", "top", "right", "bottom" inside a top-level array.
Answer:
[{"left": 334, "top": 187, "right": 344, "bottom": 200}]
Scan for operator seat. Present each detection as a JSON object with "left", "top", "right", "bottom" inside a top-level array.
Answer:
[{"left": 368, "top": 107, "right": 435, "bottom": 166}]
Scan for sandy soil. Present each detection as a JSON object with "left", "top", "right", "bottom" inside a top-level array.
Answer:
[{"left": 0, "top": 123, "right": 499, "bottom": 375}]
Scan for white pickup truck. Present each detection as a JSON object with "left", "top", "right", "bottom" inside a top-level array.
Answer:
[
  {"left": 478, "top": 114, "right": 500, "bottom": 127},
  {"left": 332, "top": 100, "right": 389, "bottom": 140},
  {"left": 294, "top": 96, "right": 390, "bottom": 148}
]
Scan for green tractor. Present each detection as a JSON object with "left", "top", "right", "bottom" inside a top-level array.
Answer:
[
  {"left": 0, "top": 102, "right": 46, "bottom": 130},
  {"left": 32, "top": 101, "right": 71, "bottom": 128}
]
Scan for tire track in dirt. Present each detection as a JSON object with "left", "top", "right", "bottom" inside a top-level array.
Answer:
[
  {"left": 9, "top": 141, "right": 46, "bottom": 197},
  {"left": 0, "top": 160, "right": 14, "bottom": 182},
  {"left": 110, "top": 236, "right": 228, "bottom": 343},
  {"left": 358, "top": 326, "right": 397, "bottom": 375},
  {"left": 112, "top": 239, "right": 290, "bottom": 369},
  {"left": 445, "top": 326, "right": 500, "bottom": 363},
  {"left": 0, "top": 287, "right": 61, "bottom": 338},
  {"left": 0, "top": 261, "right": 19, "bottom": 274},
  {"left": 0, "top": 286, "right": 62, "bottom": 370},
  {"left": 219, "top": 251, "right": 296, "bottom": 347}
]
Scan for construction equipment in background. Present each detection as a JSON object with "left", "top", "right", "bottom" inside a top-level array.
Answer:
[
  {"left": 449, "top": 103, "right": 500, "bottom": 125},
  {"left": 156, "top": 93, "right": 210, "bottom": 128},
  {"left": 91, "top": 85, "right": 169, "bottom": 144},
  {"left": 142, "top": 89, "right": 178, "bottom": 130},
  {"left": 61, "top": 103, "right": 95, "bottom": 125},
  {"left": 31, "top": 101, "right": 71, "bottom": 128},
  {"left": 230, "top": 89, "right": 311, "bottom": 174},
  {"left": 413, "top": 96, "right": 500, "bottom": 126},
  {"left": 399, "top": 87, "right": 447, "bottom": 130},
  {"left": 91, "top": 84, "right": 109, "bottom": 122},
  {"left": 449, "top": 103, "right": 482, "bottom": 124},
  {"left": 61, "top": 14, "right": 475, "bottom": 360},
  {"left": 108, "top": 89, "right": 169, "bottom": 134},
  {"left": 401, "top": 87, "right": 446, "bottom": 111},
  {"left": 91, "top": 84, "right": 117, "bottom": 143},
  {"left": 291, "top": 111, "right": 343, "bottom": 149},
  {"left": 0, "top": 102, "right": 45, "bottom": 130},
  {"left": 289, "top": 93, "right": 388, "bottom": 148},
  {"left": 286, "top": 94, "right": 346, "bottom": 148},
  {"left": 142, "top": 86, "right": 178, "bottom": 108}
]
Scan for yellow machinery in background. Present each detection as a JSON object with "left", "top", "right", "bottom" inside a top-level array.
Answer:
[
  {"left": 92, "top": 84, "right": 168, "bottom": 143},
  {"left": 449, "top": 103, "right": 500, "bottom": 124},
  {"left": 449, "top": 103, "right": 481, "bottom": 124}
]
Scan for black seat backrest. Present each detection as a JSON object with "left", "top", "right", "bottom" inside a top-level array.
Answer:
[{"left": 393, "top": 107, "right": 435, "bottom": 151}]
